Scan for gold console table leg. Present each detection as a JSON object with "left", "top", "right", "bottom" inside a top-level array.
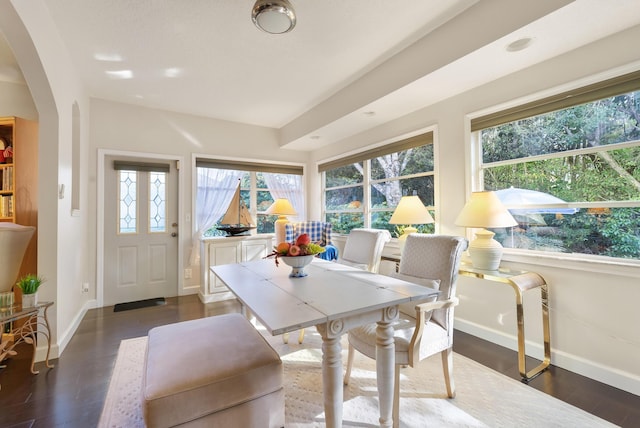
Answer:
[{"left": 510, "top": 273, "right": 551, "bottom": 381}]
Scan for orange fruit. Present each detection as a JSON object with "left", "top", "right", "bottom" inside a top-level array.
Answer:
[{"left": 276, "top": 242, "right": 291, "bottom": 255}]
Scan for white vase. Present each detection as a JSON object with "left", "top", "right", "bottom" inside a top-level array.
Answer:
[{"left": 22, "top": 292, "right": 38, "bottom": 308}]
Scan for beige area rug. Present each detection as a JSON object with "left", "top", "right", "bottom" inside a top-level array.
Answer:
[{"left": 99, "top": 327, "right": 616, "bottom": 428}]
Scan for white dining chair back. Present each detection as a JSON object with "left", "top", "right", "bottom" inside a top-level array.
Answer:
[
  {"left": 337, "top": 228, "right": 391, "bottom": 273},
  {"left": 344, "top": 233, "right": 468, "bottom": 428}
]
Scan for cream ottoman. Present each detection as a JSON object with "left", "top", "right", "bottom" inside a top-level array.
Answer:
[{"left": 143, "top": 313, "right": 284, "bottom": 428}]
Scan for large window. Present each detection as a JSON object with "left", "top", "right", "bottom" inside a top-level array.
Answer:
[
  {"left": 195, "top": 159, "right": 303, "bottom": 238},
  {"left": 472, "top": 71, "right": 640, "bottom": 261},
  {"left": 321, "top": 132, "right": 435, "bottom": 236}
]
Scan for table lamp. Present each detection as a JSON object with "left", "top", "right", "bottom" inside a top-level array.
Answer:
[
  {"left": 266, "top": 198, "right": 297, "bottom": 245},
  {"left": 389, "top": 195, "right": 434, "bottom": 254},
  {"left": 455, "top": 191, "right": 517, "bottom": 270}
]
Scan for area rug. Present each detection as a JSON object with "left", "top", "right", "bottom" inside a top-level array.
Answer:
[
  {"left": 98, "top": 327, "right": 616, "bottom": 428},
  {"left": 113, "top": 297, "right": 166, "bottom": 313}
]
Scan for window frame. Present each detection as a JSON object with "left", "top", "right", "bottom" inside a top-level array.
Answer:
[
  {"left": 468, "top": 70, "right": 640, "bottom": 268},
  {"left": 320, "top": 130, "right": 436, "bottom": 236}
]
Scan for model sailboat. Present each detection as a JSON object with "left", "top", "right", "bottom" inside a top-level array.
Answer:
[{"left": 216, "top": 181, "right": 256, "bottom": 236}]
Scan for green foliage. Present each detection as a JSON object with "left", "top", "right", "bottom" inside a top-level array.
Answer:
[
  {"left": 482, "top": 90, "right": 640, "bottom": 259},
  {"left": 16, "top": 274, "right": 45, "bottom": 295}
]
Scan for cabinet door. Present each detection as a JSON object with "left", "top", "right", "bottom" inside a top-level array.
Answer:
[
  {"left": 208, "top": 242, "right": 241, "bottom": 293},
  {"left": 242, "top": 238, "right": 271, "bottom": 261}
]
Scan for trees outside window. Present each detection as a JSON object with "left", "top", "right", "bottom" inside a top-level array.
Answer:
[
  {"left": 322, "top": 132, "right": 435, "bottom": 235},
  {"left": 475, "top": 85, "right": 640, "bottom": 260}
]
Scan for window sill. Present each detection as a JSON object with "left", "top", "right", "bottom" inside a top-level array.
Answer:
[{"left": 501, "top": 249, "right": 640, "bottom": 278}]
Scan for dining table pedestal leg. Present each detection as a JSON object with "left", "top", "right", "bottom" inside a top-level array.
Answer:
[
  {"left": 318, "top": 324, "right": 344, "bottom": 428},
  {"left": 376, "top": 317, "right": 396, "bottom": 428}
]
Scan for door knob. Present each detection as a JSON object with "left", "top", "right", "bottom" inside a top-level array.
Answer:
[
  {"left": 172, "top": 222, "right": 178, "bottom": 227},
  {"left": 171, "top": 232, "right": 177, "bottom": 237}
]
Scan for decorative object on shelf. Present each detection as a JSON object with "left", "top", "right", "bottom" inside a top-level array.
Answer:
[
  {"left": 16, "top": 274, "right": 45, "bottom": 308},
  {"left": 389, "top": 195, "right": 434, "bottom": 254},
  {"left": 251, "top": 0, "right": 296, "bottom": 34},
  {"left": 279, "top": 254, "right": 315, "bottom": 277},
  {"left": 265, "top": 198, "right": 297, "bottom": 245},
  {"left": 216, "top": 180, "right": 257, "bottom": 236},
  {"left": 265, "top": 233, "right": 325, "bottom": 276},
  {"left": 455, "top": 191, "right": 518, "bottom": 270}
]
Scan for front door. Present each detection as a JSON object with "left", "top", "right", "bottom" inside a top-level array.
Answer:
[{"left": 103, "top": 156, "right": 178, "bottom": 306}]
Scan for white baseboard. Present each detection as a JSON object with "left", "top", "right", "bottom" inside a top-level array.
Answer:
[{"left": 455, "top": 318, "right": 640, "bottom": 396}]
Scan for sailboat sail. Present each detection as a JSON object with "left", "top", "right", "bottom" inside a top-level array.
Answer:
[{"left": 217, "top": 181, "right": 256, "bottom": 236}]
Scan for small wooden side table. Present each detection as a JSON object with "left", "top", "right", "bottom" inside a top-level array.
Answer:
[
  {"left": 0, "top": 301, "right": 54, "bottom": 389},
  {"left": 381, "top": 254, "right": 551, "bottom": 380}
]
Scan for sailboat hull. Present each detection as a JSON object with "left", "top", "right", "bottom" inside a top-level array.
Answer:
[{"left": 216, "top": 225, "right": 257, "bottom": 236}]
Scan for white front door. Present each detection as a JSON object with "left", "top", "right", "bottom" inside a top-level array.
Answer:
[{"left": 103, "top": 156, "right": 179, "bottom": 306}]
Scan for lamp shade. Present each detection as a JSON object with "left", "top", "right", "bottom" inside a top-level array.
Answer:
[
  {"left": 389, "top": 196, "right": 434, "bottom": 225},
  {"left": 455, "top": 191, "right": 517, "bottom": 228},
  {"left": 266, "top": 198, "right": 297, "bottom": 216},
  {"left": 455, "top": 191, "right": 517, "bottom": 271}
]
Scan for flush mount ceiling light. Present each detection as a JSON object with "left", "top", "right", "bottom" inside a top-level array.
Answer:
[{"left": 252, "top": 0, "right": 296, "bottom": 34}]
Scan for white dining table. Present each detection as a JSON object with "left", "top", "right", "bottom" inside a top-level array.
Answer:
[{"left": 211, "top": 258, "right": 439, "bottom": 428}]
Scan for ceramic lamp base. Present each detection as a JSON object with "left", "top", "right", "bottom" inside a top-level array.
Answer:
[
  {"left": 468, "top": 229, "right": 504, "bottom": 271},
  {"left": 397, "top": 226, "right": 418, "bottom": 255}
]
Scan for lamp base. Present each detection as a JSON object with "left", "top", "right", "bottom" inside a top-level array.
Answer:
[
  {"left": 468, "top": 229, "right": 503, "bottom": 271},
  {"left": 397, "top": 226, "right": 418, "bottom": 255},
  {"left": 274, "top": 216, "right": 289, "bottom": 246}
]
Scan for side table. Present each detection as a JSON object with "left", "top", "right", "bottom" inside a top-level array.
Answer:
[
  {"left": 1, "top": 301, "right": 55, "bottom": 389},
  {"left": 381, "top": 254, "right": 550, "bottom": 380}
]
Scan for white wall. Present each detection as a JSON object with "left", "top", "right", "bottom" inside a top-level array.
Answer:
[
  {"left": 309, "top": 25, "right": 640, "bottom": 395},
  {"left": 88, "top": 99, "right": 309, "bottom": 298},
  {"left": 0, "top": 0, "right": 93, "bottom": 359}
]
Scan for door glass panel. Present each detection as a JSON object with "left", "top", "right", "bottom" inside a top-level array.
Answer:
[
  {"left": 149, "top": 171, "right": 167, "bottom": 232},
  {"left": 118, "top": 170, "right": 137, "bottom": 234}
]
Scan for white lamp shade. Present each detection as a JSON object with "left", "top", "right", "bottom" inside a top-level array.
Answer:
[
  {"left": 389, "top": 195, "right": 434, "bottom": 254},
  {"left": 389, "top": 196, "right": 434, "bottom": 225},
  {"left": 266, "top": 198, "right": 297, "bottom": 216},
  {"left": 455, "top": 191, "right": 517, "bottom": 228},
  {"left": 455, "top": 191, "right": 517, "bottom": 271}
]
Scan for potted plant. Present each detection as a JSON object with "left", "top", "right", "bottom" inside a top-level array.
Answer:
[{"left": 16, "top": 274, "right": 45, "bottom": 307}]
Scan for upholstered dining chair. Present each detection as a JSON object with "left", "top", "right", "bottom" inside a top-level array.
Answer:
[
  {"left": 343, "top": 234, "right": 468, "bottom": 428},
  {"left": 337, "top": 228, "right": 392, "bottom": 273}
]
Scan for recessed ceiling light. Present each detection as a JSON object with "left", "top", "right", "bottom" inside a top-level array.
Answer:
[{"left": 506, "top": 37, "right": 534, "bottom": 52}]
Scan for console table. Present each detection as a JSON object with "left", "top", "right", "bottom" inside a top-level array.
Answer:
[
  {"left": 381, "top": 254, "right": 550, "bottom": 380},
  {"left": 0, "top": 301, "right": 54, "bottom": 389}
]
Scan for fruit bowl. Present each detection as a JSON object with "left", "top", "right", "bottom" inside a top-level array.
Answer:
[{"left": 279, "top": 255, "right": 315, "bottom": 278}]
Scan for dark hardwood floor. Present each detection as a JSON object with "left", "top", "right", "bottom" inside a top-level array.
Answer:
[{"left": 1, "top": 294, "right": 638, "bottom": 427}]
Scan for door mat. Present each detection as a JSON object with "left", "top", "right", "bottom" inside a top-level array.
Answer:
[{"left": 113, "top": 297, "right": 166, "bottom": 312}]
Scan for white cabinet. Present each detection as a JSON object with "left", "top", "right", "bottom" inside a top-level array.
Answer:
[{"left": 199, "top": 234, "right": 273, "bottom": 303}]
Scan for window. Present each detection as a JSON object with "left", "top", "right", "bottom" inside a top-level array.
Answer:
[
  {"left": 472, "top": 70, "right": 640, "bottom": 260},
  {"left": 321, "top": 132, "right": 435, "bottom": 236},
  {"left": 195, "top": 159, "right": 303, "bottom": 238}
]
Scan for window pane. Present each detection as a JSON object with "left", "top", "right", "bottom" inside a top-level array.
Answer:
[
  {"left": 492, "top": 207, "right": 640, "bottom": 259},
  {"left": 482, "top": 91, "right": 640, "bottom": 163},
  {"left": 325, "top": 187, "right": 363, "bottom": 211},
  {"left": 149, "top": 172, "right": 167, "bottom": 232},
  {"left": 371, "top": 145, "right": 434, "bottom": 180},
  {"left": 484, "top": 146, "right": 640, "bottom": 203},
  {"left": 118, "top": 170, "right": 137, "bottom": 234},
  {"left": 325, "top": 163, "right": 363, "bottom": 187},
  {"left": 326, "top": 212, "right": 364, "bottom": 234},
  {"left": 257, "top": 190, "right": 274, "bottom": 212}
]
